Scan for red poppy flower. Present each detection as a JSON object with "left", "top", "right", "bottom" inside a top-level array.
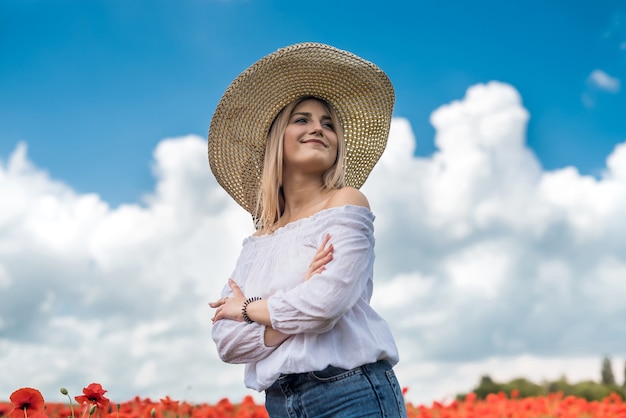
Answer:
[
  {"left": 9, "top": 388, "right": 47, "bottom": 418},
  {"left": 74, "top": 383, "right": 110, "bottom": 411},
  {"left": 158, "top": 396, "right": 179, "bottom": 413}
]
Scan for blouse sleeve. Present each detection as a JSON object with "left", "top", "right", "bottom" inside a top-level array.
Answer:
[
  {"left": 211, "top": 282, "right": 277, "bottom": 364},
  {"left": 267, "top": 207, "right": 375, "bottom": 334}
]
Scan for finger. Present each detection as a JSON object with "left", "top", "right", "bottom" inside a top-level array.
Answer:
[
  {"left": 208, "top": 299, "right": 223, "bottom": 308},
  {"left": 309, "top": 252, "right": 333, "bottom": 272},
  {"left": 312, "top": 266, "right": 326, "bottom": 275},
  {"left": 213, "top": 306, "right": 224, "bottom": 322},
  {"left": 228, "top": 278, "right": 244, "bottom": 297},
  {"left": 314, "top": 234, "right": 331, "bottom": 256},
  {"left": 320, "top": 233, "right": 331, "bottom": 249},
  {"left": 311, "top": 248, "right": 332, "bottom": 266},
  {"left": 209, "top": 296, "right": 230, "bottom": 308},
  {"left": 305, "top": 265, "right": 327, "bottom": 281},
  {"left": 310, "top": 236, "right": 330, "bottom": 263},
  {"left": 318, "top": 243, "right": 334, "bottom": 259},
  {"left": 318, "top": 241, "right": 334, "bottom": 259},
  {"left": 310, "top": 245, "right": 333, "bottom": 269}
]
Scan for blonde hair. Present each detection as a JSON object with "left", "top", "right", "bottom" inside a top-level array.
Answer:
[{"left": 254, "top": 96, "right": 346, "bottom": 231}]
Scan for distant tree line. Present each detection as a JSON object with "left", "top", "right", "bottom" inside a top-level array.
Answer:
[{"left": 457, "top": 356, "right": 626, "bottom": 402}]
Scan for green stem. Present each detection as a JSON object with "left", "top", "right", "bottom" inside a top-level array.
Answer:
[{"left": 65, "top": 394, "right": 76, "bottom": 418}]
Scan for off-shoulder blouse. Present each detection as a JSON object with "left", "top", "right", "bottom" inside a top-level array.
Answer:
[{"left": 211, "top": 205, "right": 399, "bottom": 391}]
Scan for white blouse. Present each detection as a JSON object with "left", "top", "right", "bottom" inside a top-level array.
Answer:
[{"left": 211, "top": 205, "right": 399, "bottom": 391}]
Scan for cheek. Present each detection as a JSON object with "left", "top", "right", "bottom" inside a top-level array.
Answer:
[
  {"left": 283, "top": 127, "right": 301, "bottom": 151},
  {"left": 282, "top": 136, "right": 296, "bottom": 156},
  {"left": 282, "top": 128, "right": 293, "bottom": 145},
  {"left": 282, "top": 129, "right": 293, "bottom": 149}
]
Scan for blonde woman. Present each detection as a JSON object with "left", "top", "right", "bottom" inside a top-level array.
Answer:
[{"left": 208, "top": 43, "right": 407, "bottom": 417}]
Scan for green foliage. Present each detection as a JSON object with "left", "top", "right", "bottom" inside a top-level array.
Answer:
[
  {"left": 601, "top": 356, "right": 616, "bottom": 385},
  {"left": 501, "top": 377, "right": 545, "bottom": 398},
  {"left": 457, "top": 357, "right": 626, "bottom": 402},
  {"left": 471, "top": 375, "right": 500, "bottom": 399},
  {"left": 548, "top": 376, "right": 624, "bottom": 401},
  {"left": 460, "top": 374, "right": 625, "bottom": 402}
]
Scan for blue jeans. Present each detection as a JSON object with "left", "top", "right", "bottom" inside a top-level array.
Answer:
[{"left": 265, "top": 360, "right": 407, "bottom": 417}]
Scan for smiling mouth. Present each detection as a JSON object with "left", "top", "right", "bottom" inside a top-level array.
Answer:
[{"left": 302, "top": 139, "right": 327, "bottom": 147}]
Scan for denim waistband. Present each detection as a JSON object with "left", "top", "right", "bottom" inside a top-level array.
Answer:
[{"left": 269, "top": 359, "right": 392, "bottom": 390}]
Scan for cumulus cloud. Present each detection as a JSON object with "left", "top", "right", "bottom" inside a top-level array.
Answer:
[
  {"left": 588, "top": 69, "right": 621, "bottom": 93},
  {"left": 583, "top": 69, "right": 622, "bottom": 107},
  {"left": 365, "top": 81, "right": 626, "bottom": 399},
  {"left": 0, "top": 136, "right": 252, "bottom": 402},
  {"left": 1, "top": 81, "right": 626, "bottom": 406}
]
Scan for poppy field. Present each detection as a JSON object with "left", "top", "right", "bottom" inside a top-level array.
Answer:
[{"left": 2, "top": 384, "right": 626, "bottom": 418}]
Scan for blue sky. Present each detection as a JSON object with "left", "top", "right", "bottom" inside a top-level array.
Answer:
[{"left": 2, "top": 0, "right": 624, "bottom": 206}]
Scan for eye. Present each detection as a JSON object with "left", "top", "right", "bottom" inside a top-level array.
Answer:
[
  {"left": 323, "top": 121, "right": 335, "bottom": 130},
  {"left": 293, "top": 117, "right": 308, "bottom": 124}
]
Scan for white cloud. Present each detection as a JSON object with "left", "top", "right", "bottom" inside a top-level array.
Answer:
[
  {"left": 1, "top": 81, "right": 626, "bottom": 407},
  {"left": 588, "top": 69, "right": 621, "bottom": 93},
  {"left": 0, "top": 136, "right": 253, "bottom": 403},
  {"left": 607, "top": 142, "right": 626, "bottom": 181}
]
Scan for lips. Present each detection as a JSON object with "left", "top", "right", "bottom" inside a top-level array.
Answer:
[{"left": 302, "top": 139, "right": 327, "bottom": 147}]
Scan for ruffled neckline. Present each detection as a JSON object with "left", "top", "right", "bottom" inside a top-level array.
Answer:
[{"left": 244, "top": 204, "right": 373, "bottom": 243}]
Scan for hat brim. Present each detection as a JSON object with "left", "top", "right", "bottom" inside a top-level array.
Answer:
[{"left": 208, "top": 42, "right": 395, "bottom": 214}]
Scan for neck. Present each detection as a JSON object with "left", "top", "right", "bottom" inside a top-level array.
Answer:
[{"left": 280, "top": 173, "right": 329, "bottom": 221}]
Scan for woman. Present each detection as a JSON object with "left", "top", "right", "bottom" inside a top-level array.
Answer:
[{"left": 208, "top": 43, "right": 407, "bottom": 417}]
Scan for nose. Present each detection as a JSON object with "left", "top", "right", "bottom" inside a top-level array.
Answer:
[{"left": 310, "top": 121, "right": 323, "bottom": 135}]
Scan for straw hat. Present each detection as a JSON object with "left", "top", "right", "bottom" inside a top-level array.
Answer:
[{"left": 208, "top": 42, "right": 395, "bottom": 214}]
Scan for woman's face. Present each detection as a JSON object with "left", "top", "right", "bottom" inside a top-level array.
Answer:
[{"left": 282, "top": 99, "right": 339, "bottom": 175}]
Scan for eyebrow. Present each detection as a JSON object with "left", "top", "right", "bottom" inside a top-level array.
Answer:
[{"left": 291, "top": 111, "right": 332, "bottom": 120}]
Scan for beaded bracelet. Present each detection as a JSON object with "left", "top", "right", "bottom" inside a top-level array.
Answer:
[{"left": 242, "top": 296, "right": 262, "bottom": 324}]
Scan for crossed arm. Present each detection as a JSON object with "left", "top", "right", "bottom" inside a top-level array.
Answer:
[{"left": 209, "top": 233, "right": 334, "bottom": 347}]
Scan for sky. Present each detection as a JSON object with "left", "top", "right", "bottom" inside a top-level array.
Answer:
[{"left": 1, "top": 0, "right": 626, "bottom": 407}]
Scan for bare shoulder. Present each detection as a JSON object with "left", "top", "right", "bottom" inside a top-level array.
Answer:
[{"left": 327, "top": 187, "right": 370, "bottom": 209}]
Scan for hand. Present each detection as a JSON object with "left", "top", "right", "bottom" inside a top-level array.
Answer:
[
  {"left": 304, "top": 233, "right": 334, "bottom": 281},
  {"left": 209, "top": 278, "right": 246, "bottom": 323}
]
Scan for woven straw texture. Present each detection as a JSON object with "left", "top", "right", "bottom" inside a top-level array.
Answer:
[{"left": 208, "top": 42, "right": 395, "bottom": 214}]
